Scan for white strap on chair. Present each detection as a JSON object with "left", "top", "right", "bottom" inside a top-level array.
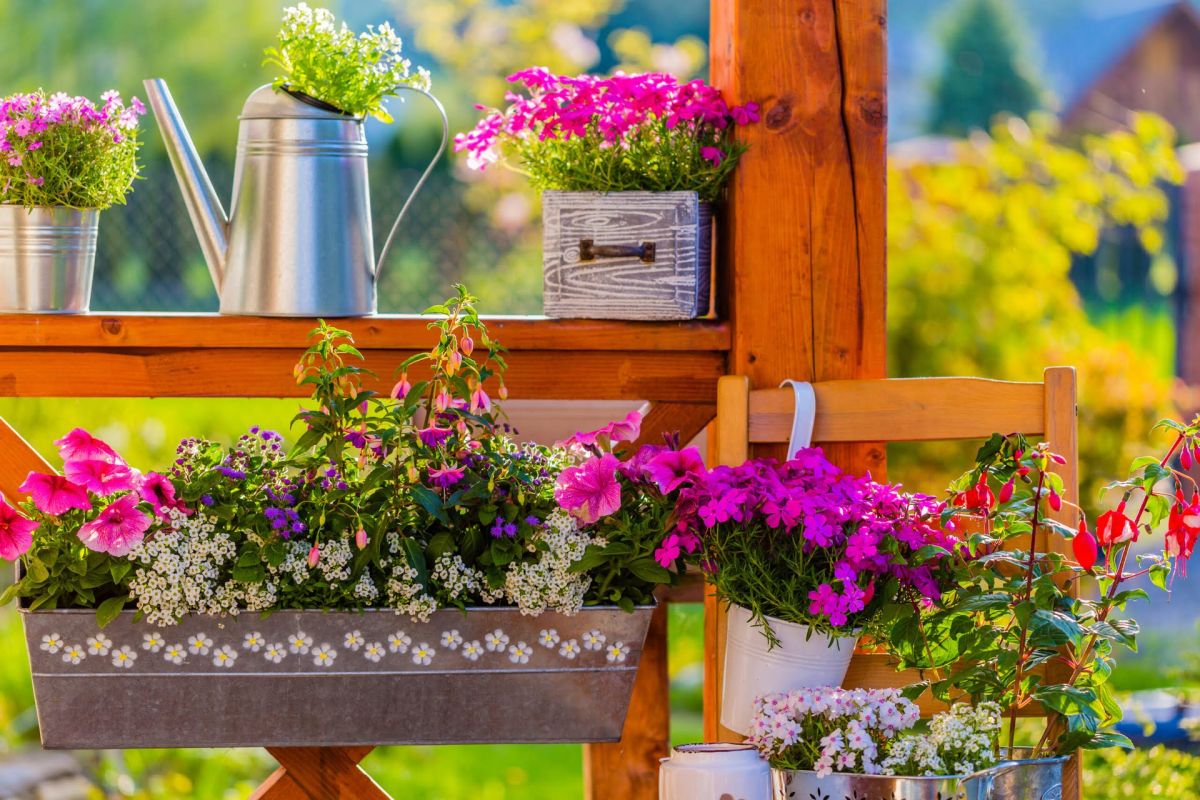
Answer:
[{"left": 780, "top": 379, "right": 816, "bottom": 459}]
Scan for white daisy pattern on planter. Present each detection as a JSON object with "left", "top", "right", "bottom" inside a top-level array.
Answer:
[
  {"left": 559, "top": 639, "right": 581, "bottom": 660},
  {"left": 344, "top": 630, "right": 365, "bottom": 651},
  {"left": 508, "top": 641, "right": 532, "bottom": 664},
  {"left": 111, "top": 646, "right": 137, "bottom": 668},
  {"left": 61, "top": 644, "right": 85, "bottom": 665},
  {"left": 582, "top": 630, "right": 606, "bottom": 651},
  {"left": 387, "top": 631, "right": 411, "bottom": 653},
  {"left": 288, "top": 632, "right": 313, "bottom": 654},
  {"left": 363, "top": 641, "right": 386, "bottom": 663},
  {"left": 164, "top": 644, "right": 187, "bottom": 665},
  {"left": 312, "top": 644, "right": 337, "bottom": 667},
  {"left": 187, "top": 633, "right": 213, "bottom": 655},
  {"left": 461, "top": 640, "right": 484, "bottom": 661},
  {"left": 264, "top": 642, "right": 287, "bottom": 664},
  {"left": 538, "top": 629, "right": 559, "bottom": 648},
  {"left": 484, "top": 629, "right": 509, "bottom": 652},
  {"left": 142, "top": 631, "right": 165, "bottom": 653},
  {"left": 606, "top": 642, "right": 629, "bottom": 664},
  {"left": 243, "top": 632, "right": 265, "bottom": 652},
  {"left": 411, "top": 642, "right": 435, "bottom": 665},
  {"left": 87, "top": 633, "right": 112, "bottom": 656},
  {"left": 213, "top": 645, "right": 238, "bottom": 668},
  {"left": 439, "top": 629, "right": 462, "bottom": 649},
  {"left": 40, "top": 634, "right": 64, "bottom": 654}
]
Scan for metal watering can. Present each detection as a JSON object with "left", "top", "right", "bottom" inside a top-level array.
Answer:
[{"left": 142, "top": 79, "right": 448, "bottom": 316}]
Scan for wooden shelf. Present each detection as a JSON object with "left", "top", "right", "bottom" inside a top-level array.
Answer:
[{"left": 0, "top": 314, "right": 730, "bottom": 401}]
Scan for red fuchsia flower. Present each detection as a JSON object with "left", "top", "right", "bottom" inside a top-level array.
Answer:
[
  {"left": 417, "top": 426, "right": 453, "bottom": 448},
  {"left": 76, "top": 494, "right": 150, "bottom": 557},
  {"left": 18, "top": 472, "right": 91, "bottom": 516},
  {"left": 1167, "top": 490, "right": 1200, "bottom": 575},
  {"left": 555, "top": 453, "right": 622, "bottom": 524},
  {"left": 644, "top": 447, "right": 706, "bottom": 494},
  {"left": 654, "top": 533, "right": 684, "bottom": 568},
  {"left": 64, "top": 458, "right": 141, "bottom": 497},
  {"left": 0, "top": 499, "right": 36, "bottom": 561},
  {"left": 390, "top": 374, "right": 411, "bottom": 399},
  {"left": 428, "top": 464, "right": 465, "bottom": 490},
  {"left": 1096, "top": 501, "right": 1135, "bottom": 547},
  {"left": 53, "top": 428, "right": 119, "bottom": 463},
  {"left": 955, "top": 474, "right": 995, "bottom": 511},
  {"left": 138, "top": 472, "right": 189, "bottom": 518},
  {"left": 1073, "top": 518, "right": 1098, "bottom": 572}
]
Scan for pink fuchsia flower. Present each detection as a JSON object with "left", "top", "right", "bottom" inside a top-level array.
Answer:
[
  {"left": 555, "top": 453, "right": 622, "bottom": 523},
  {"left": 64, "top": 458, "right": 141, "bottom": 497},
  {"left": 76, "top": 494, "right": 150, "bottom": 557},
  {"left": 434, "top": 388, "right": 451, "bottom": 412},
  {"left": 18, "top": 472, "right": 92, "bottom": 516},
  {"left": 654, "top": 533, "right": 683, "bottom": 568},
  {"left": 417, "top": 426, "right": 453, "bottom": 448},
  {"left": 53, "top": 428, "right": 119, "bottom": 462},
  {"left": 644, "top": 446, "right": 705, "bottom": 494},
  {"left": 428, "top": 464, "right": 465, "bottom": 490},
  {"left": 469, "top": 385, "right": 491, "bottom": 415},
  {"left": 390, "top": 375, "right": 411, "bottom": 399},
  {"left": 0, "top": 499, "right": 36, "bottom": 561}
]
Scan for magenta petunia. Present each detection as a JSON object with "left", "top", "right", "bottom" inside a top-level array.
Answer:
[
  {"left": 654, "top": 533, "right": 683, "bottom": 568},
  {"left": 76, "top": 494, "right": 150, "bottom": 557},
  {"left": 607, "top": 410, "right": 643, "bottom": 444},
  {"left": 0, "top": 499, "right": 37, "bottom": 561},
  {"left": 555, "top": 453, "right": 622, "bottom": 523},
  {"left": 53, "top": 428, "right": 119, "bottom": 463},
  {"left": 644, "top": 446, "right": 705, "bottom": 494},
  {"left": 64, "top": 459, "right": 141, "bottom": 497},
  {"left": 139, "top": 472, "right": 189, "bottom": 517},
  {"left": 18, "top": 472, "right": 92, "bottom": 516}
]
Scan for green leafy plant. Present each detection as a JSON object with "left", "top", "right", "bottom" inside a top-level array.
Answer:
[{"left": 264, "top": 3, "right": 431, "bottom": 122}]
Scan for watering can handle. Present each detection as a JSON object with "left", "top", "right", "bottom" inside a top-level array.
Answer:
[{"left": 375, "top": 86, "right": 450, "bottom": 283}]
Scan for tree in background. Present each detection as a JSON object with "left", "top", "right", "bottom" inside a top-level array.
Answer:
[
  {"left": 889, "top": 112, "right": 1185, "bottom": 508},
  {"left": 927, "top": 0, "right": 1045, "bottom": 136}
]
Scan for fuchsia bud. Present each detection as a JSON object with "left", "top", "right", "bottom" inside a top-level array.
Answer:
[
  {"left": 1048, "top": 488, "right": 1062, "bottom": 512},
  {"left": 1182, "top": 445, "right": 1194, "bottom": 471},
  {"left": 460, "top": 336, "right": 474, "bottom": 356},
  {"left": 998, "top": 479, "right": 1015, "bottom": 504},
  {"left": 446, "top": 350, "right": 463, "bottom": 376},
  {"left": 355, "top": 527, "right": 368, "bottom": 550},
  {"left": 307, "top": 544, "right": 320, "bottom": 568},
  {"left": 1073, "top": 519, "right": 1098, "bottom": 572},
  {"left": 498, "top": 383, "right": 509, "bottom": 400},
  {"left": 434, "top": 388, "right": 451, "bottom": 412}
]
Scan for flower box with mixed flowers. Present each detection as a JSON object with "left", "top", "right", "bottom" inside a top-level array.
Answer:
[
  {"left": 456, "top": 68, "right": 758, "bottom": 320},
  {"left": 1, "top": 287, "right": 698, "bottom": 749},
  {"left": 0, "top": 89, "right": 145, "bottom": 313}
]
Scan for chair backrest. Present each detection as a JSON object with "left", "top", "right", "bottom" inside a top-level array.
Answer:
[{"left": 703, "top": 367, "right": 1078, "bottom": 741}]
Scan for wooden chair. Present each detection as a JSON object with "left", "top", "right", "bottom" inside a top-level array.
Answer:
[{"left": 702, "top": 367, "right": 1080, "bottom": 798}]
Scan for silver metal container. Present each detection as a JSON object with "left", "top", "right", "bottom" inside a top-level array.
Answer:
[
  {"left": 773, "top": 750, "right": 1069, "bottom": 800},
  {"left": 143, "top": 79, "right": 448, "bottom": 317},
  {"left": 22, "top": 605, "right": 652, "bottom": 749},
  {"left": 542, "top": 190, "right": 712, "bottom": 320},
  {"left": 0, "top": 205, "right": 97, "bottom": 313}
]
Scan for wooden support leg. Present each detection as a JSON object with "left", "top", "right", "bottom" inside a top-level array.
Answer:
[
  {"left": 583, "top": 603, "right": 669, "bottom": 800},
  {"left": 250, "top": 747, "right": 387, "bottom": 800}
]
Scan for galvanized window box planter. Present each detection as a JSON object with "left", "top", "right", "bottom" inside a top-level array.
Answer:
[
  {"left": 542, "top": 190, "right": 713, "bottom": 320},
  {"left": 21, "top": 604, "right": 653, "bottom": 749}
]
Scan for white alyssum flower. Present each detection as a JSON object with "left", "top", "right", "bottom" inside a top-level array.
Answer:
[
  {"left": 411, "top": 642, "right": 435, "bottom": 665},
  {"left": 507, "top": 641, "right": 533, "bottom": 664},
  {"left": 431, "top": 553, "right": 502, "bottom": 605},
  {"left": 40, "top": 633, "right": 64, "bottom": 654},
  {"left": 264, "top": 642, "right": 288, "bottom": 664},
  {"left": 344, "top": 630, "right": 365, "bottom": 651},
  {"left": 461, "top": 640, "right": 484, "bottom": 661},
  {"left": 87, "top": 634, "right": 113, "bottom": 656},
  {"left": 605, "top": 642, "right": 629, "bottom": 664},
  {"left": 111, "top": 645, "right": 137, "bottom": 669},
  {"left": 383, "top": 533, "right": 438, "bottom": 622},
  {"left": 558, "top": 639, "right": 581, "bottom": 659},
  {"left": 363, "top": 641, "right": 386, "bottom": 663},
  {"left": 213, "top": 645, "right": 238, "bottom": 668},
  {"left": 388, "top": 631, "right": 411, "bottom": 653},
  {"left": 164, "top": 643, "right": 187, "bottom": 665},
  {"left": 243, "top": 632, "right": 265, "bottom": 652},
  {"left": 880, "top": 702, "right": 1002, "bottom": 777},
  {"left": 288, "top": 632, "right": 313, "bottom": 654},
  {"left": 353, "top": 572, "right": 380, "bottom": 602},
  {"left": 61, "top": 644, "right": 86, "bottom": 665},
  {"left": 538, "top": 629, "right": 560, "bottom": 648},
  {"left": 141, "top": 631, "right": 165, "bottom": 653},
  {"left": 581, "top": 630, "right": 606, "bottom": 651},
  {"left": 484, "top": 629, "right": 509, "bottom": 652},
  {"left": 503, "top": 509, "right": 601, "bottom": 616},
  {"left": 188, "top": 633, "right": 213, "bottom": 655},
  {"left": 440, "top": 629, "right": 463, "bottom": 649},
  {"left": 312, "top": 644, "right": 337, "bottom": 667}
]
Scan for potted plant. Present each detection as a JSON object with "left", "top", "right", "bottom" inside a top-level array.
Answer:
[
  {"left": 0, "top": 89, "right": 145, "bottom": 313},
  {"left": 0, "top": 287, "right": 693, "bottom": 749},
  {"left": 675, "top": 450, "right": 954, "bottom": 734},
  {"left": 455, "top": 69, "right": 758, "bottom": 320},
  {"left": 879, "top": 422, "right": 1200, "bottom": 793}
]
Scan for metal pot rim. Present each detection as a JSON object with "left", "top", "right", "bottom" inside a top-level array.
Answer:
[{"left": 18, "top": 602, "right": 657, "bottom": 616}]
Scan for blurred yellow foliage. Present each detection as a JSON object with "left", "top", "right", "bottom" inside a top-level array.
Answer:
[{"left": 888, "top": 113, "right": 1184, "bottom": 509}]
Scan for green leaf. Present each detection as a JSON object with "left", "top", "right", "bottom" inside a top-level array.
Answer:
[
  {"left": 958, "top": 592, "right": 1012, "bottom": 611},
  {"left": 0, "top": 582, "right": 19, "bottom": 607},
  {"left": 411, "top": 485, "right": 449, "bottom": 525},
  {"left": 427, "top": 532, "right": 456, "bottom": 559},
  {"left": 26, "top": 559, "right": 49, "bottom": 583},
  {"left": 627, "top": 557, "right": 671, "bottom": 584},
  {"left": 96, "top": 596, "right": 128, "bottom": 629},
  {"left": 1084, "top": 730, "right": 1134, "bottom": 750},
  {"left": 1033, "top": 684, "right": 1096, "bottom": 715},
  {"left": 288, "top": 427, "right": 324, "bottom": 457},
  {"left": 109, "top": 560, "right": 132, "bottom": 585}
]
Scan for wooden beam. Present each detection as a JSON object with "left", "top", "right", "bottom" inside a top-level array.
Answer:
[{"left": 0, "top": 415, "right": 55, "bottom": 501}]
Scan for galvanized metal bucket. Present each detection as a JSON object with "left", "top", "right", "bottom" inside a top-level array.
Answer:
[
  {"left": 773, "top": 750, "right": 1069, "bottom": 800},
  {"left": 0, "top": 205, "right": 97, "bottom": 313},
  {"left": 22, "top": 605, "right": 653, "bottom": 749}
]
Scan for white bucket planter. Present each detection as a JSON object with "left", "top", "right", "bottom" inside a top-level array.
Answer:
[
  {"left": 659, "top": 743, "right": 771, "bottom": 800},
  {"left": 721, "top": 604, "right": 859, "bottom": 735}
]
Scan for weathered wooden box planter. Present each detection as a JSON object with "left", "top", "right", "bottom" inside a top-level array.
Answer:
[
  {"left": 542, "top": 191, "right": 712, "bottom": 320},
  {"left": 22, "top": 605, "right": 653, "bottom": 749}
]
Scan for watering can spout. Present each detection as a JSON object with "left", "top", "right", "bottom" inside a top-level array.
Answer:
[{"left": 142, "top": 78, "right": 228, "bottom": 291}]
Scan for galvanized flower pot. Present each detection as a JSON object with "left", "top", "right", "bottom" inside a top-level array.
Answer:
[
  {"left": 772, "top": 751, "right": 1069, "bottom": 800},
  {"left": 542, "top": 190, "right": 712, "bottom": 320},
  {"left": 21, "top": 605, "right": 653, "bottom": 749},
  {"left": 0, "top": 205, "right": 98, "bottom": 313}
]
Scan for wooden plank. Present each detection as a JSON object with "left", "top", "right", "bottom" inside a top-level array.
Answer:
[
  {"left": 628, "top": 402, "right": 715, "bottom": 451},
  {"left": 0, "top": 349, "right": 724, "bottom": 402},
  {"left": 747, "top": 378, "right": 1047, "bottom": 444},
  {"left": 263, "top": 748, "right": 386, "bottom": 800},
  {"left": 0, "top": 314, "right": 730, "bottom": 352},
  {"left": 0, "top": 415, "right": 55, "bottom": 502},
  {"left": 247, "top": 768, "right": 310, "bottom": 800},
  {"left": 583, "top": 602, "right": 669, "bottom": 800}
]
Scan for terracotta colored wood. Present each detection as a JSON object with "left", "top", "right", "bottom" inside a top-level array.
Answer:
[
  {"left": 0, "top": 349, "right": 724, "bottom": 402},
  {"left": 0, "top": 415, "right": 55, "bottom": 501},
  {"left": 628, "top": 402, "right": 715, "bottom": 451},
  {"left": 0, "top": 314, "right": 730, "bottom": 352},
  {"left": 583, "top": 603, "right": 669, "bottom": 800},
  {"left": 261, "top": 747, "right": 386, "bottom": 800}
]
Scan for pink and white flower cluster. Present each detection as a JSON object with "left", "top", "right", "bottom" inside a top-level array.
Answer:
[{"left": 748, "top": 687, "right": 921, "bottom": 777}]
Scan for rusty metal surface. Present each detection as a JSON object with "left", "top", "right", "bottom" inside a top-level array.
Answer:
[{"left": 23, "top": 605, "right": 652, "bottom": 749}]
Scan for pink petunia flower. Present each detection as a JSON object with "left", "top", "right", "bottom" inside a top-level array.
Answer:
[
  {"left": 644, "top": 447, "right": 705, "bottom": 494},
  {"left": 139, "top": 472, "right": 189, "bottom": 517},
  {"left": 54, "top": 428, "right": 120, "bottom": 463},
  {"left": 76, "top": 494, "right": 150, "bottom": 557},
  {"left": 18, "top": 472, "right": 92, "bottom": 515},
  {"left": 64, "top": 458, "right": 141, "bottom": 497},
  {"left": 0, "top": 499, "right": 37, "bottom": 561},
  {"left": 555, "top": 454, "right": 622, "bottom": 523},
  {"left": 606, "top": 410, "right": 642, "bottom": 444}
]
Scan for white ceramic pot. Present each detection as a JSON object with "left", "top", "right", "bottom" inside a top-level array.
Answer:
[
  {"left": 721, "top": 604, "right": 859, "bottom": 735},
  {"left": 659, "top": 743, "right": 771, "bottom": 800}
]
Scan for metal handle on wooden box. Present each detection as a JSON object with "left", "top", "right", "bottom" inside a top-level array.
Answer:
[{"left": 578, "top": 239, "right": 657, "bottom": 264}]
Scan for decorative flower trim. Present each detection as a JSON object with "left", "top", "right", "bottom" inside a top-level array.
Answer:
[{"left": 42, "top": 624, "right": 635, "bottom": 672}]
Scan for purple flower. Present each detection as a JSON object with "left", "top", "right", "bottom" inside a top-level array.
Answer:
[
  {"left": 217, "top": 466, "right": 246, "bottom": 480},
  {"left": 417, "top": 426, "right": 453, "bottom": 448},
  {"left": 200, "top": 494, "right": 214, "bottom": 506},
  {"left": 428, "top": 465, "right": 465, "bottom": 490},
  {"left": 344, "top": 429, "right": 368, "bottom": 448},
  {"left": 654, "top": 533, "right": 683, "bottom": 568},
  {"left": 644, "top": 447, "right": 705, "bottom": 494}
]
